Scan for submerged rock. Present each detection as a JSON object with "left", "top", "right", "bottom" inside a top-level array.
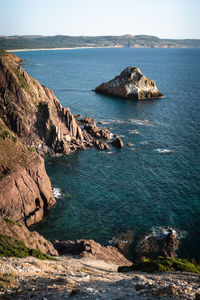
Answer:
[
  {"left": 95, "top": 66, "right": 163, "bottom": 100},
  {"left": 112, "top": 137, "right": 124, "bottom": 148}
]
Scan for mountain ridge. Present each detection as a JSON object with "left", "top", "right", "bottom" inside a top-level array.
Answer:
[{"left": 0, "top": 34, "right": 200, "bottom": 49}]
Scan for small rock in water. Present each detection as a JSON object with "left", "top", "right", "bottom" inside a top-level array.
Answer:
[
  {"left": 127, "top": 143, "right": 134, "bottom": 147},
  {"left": 112, "top": 137, "right": 124, "bottom": 148}
]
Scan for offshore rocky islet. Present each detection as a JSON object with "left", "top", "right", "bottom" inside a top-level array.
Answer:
[{"left": 95, "top": 66, "right": 163, "bottom": 100}]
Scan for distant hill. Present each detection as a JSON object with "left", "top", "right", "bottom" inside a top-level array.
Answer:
[{"left": 0, "top": 34, "right": 200, "bottom": 50}]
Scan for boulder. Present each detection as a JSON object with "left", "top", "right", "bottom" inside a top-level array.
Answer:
[
  {"left": 112, "top": 137, "right": 124, "bottom": 148},
  {"left": 54, "top": 239, "right": 132, "bottom": 266},
  {"left": 134, "top": 229, "right": 180, "bottom": 260},
  {"left": 81, "top": 116, "right": 94, "bottom": 124},
  {"left": 95, "top": 66, "right": 163, "bottom": 100},
  {"left": 95, "top": 140, "right": 110, "bottom": 150}
]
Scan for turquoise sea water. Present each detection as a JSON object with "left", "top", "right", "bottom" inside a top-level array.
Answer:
[{"left": 16, "top": 48, "right": 200, "bottom": 260}]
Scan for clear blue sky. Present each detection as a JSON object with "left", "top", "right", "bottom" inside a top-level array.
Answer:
[{"left": 1, "top": 0, "right": 199, "bottom": 38}]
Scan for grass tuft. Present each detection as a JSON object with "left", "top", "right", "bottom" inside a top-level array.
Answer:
[
  {"left": 4, "top": 218, "right": 22, "bottom": 227},
  {"left": 0, "top": 234, "right": 55, "bottom": 260},
  {"left": 28, "top": 147, "right": 35, "bottom": 153},
  {"left": 14, "top": 68, "right": 29, "bottom": 93}
]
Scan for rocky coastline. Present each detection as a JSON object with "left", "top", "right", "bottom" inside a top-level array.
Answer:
[{"left": 0, "top": 50, "right": 200, "bottom": 299}]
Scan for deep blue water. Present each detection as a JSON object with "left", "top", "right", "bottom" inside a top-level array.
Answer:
[{"left": 16, "top": 48, "right": 200, "bottom": 260}]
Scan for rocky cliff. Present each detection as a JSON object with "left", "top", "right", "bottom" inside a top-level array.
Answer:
[
  {"left": 0, "top": 51, "right": 112, "bottom": 256},
  {"left": 0, "top": 117, "right": 56, "bottom": 227},
  {"left": 95, "top": 66, "right": 163, "bottom": 99},
  {"left": 0, "top": 51, "right": 110, "bottom": 156}
]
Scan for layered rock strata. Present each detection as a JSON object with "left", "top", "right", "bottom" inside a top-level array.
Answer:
[
  {"left": 0, "top": 52, "right": 111, "bottom": 156},
  {"left": 95, "top": 66, "right": 163, "bottom": 99}
]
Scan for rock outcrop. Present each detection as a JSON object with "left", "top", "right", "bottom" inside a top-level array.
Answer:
[
  {"left": 112, "top": 137, "right": 124, "bottom": 148},
  {"left": 0, "top": 118, "right": 56, "bottom": 226},
  {"left": 134, "top": 229, "right": 179, "bottom": 260},
  {"left": 95, "top": 66, "right": 163, "bottom": 100},
  {"left": 0, "top": 52, "right": 111, "bottom": 156},
  {"left": 53, "top": 239, "right": 132, "bottom": 266},
  {"left": 0, "top": 217, "right": 57, "bottom": 256}
]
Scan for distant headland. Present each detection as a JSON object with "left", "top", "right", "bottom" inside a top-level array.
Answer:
[{"left": 1, "top": 34, "right": 200, "bottom": 50}]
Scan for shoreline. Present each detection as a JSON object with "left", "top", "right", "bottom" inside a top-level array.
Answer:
[
  {"left": 7, "top": 46, "right": 124, "bottom": 52},
  {"left": 6, "top": 46, "right": 196, "bottom": 52}
]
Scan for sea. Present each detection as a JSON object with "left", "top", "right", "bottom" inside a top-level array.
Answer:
[{"left": 15, "top": 48, "right": 200, "bottom": 260}]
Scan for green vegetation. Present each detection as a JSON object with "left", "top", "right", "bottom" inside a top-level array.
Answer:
[
  {"left": 28, "top": 147, "right": 35, "bottom": 153},
  {"left": 12, "top": 136, "right": 17, "bottom": 143},
  {"left": 118, "top": 257, "right": 200, "bottom": 275},
  {"left": 4, "top": 218, "right": 22, "bottom": 227},
  {"left": 0, "top": 127, "right": 17, "bottom": 143},
  {"left": 1, "top": 130, "right": 11, "bottom": 140},
  {"left": 0, "top": 35, "right": 200, "bottom": 50},
  {"left": 0, "top": 234, "right": 55, "bottom": 260},
  {"left": 14, "top": 68, "right": 29, "bottom": 93}
]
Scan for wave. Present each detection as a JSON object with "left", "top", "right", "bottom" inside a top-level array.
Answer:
[
  {"left": 151, "top": 226, "right": 187, "bottom": 240},
  {"left": 140, "top": 141, "right": 149, "bottom": 145},
  {"left": 129, "top": 119, "right": 153, "bottom": 126},
  {"left": 53, "top": 187, "right": 65, "bottom": 199},
  {"left": 154, "top": 148, "right": 173, "bottom": 154},
  {"left": 129, "top": 129, "right": 139, "bottom": 134}
]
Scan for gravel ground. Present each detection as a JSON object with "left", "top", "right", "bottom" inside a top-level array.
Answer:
[{"left": 0, "top": 256, "right": 200, "bottom": 299}]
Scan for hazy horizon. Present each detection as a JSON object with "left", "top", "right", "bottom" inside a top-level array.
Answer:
[
  {"left": 1, "top": 0, "right": 199, "bottom": 39},
  {"left": 1, "top": 34, "right": 200, "bottom": 40}
]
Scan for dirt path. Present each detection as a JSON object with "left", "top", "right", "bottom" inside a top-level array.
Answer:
[{"left": 0, "top": 256, "right": 199, "bottom": 299}]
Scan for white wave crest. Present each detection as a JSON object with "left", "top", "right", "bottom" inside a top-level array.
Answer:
[
  {"left": 154, "top": 148, "right": 173, "bottom": 153},
  {"left": 53, "top": 187, "right": 63, "bottom": 199},
  {"left": 129, "top": 119, "right": 153, "bottom": 126},
  {"left": 140, "top": 141, "right": 149, "bottom": 145},
  {"left": 151, "top": 226, "right": 187, "bottom": 240},
  {"left": 129, "top": 129, "right": 139, "bottom": 134}
]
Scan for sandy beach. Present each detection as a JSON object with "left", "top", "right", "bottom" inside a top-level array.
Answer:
[{"left": 7, "top": 46, "right": 123, "bottom": 52}]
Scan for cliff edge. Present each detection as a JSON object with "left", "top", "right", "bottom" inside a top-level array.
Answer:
[{"left": 0, "top": 51, "right": 98, "bottom": 156}]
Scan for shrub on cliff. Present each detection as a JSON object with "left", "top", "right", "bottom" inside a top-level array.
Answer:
[
  {"left": 118, "top": 257, "right": 200, "bottom": 274},
  {"left": 0, "top": 234, "right": 55, "bottom": 260}
]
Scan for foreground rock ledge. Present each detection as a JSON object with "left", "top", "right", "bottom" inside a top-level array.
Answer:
[{"left": 95, "top": 66, "right": 163, "bottom": 100}]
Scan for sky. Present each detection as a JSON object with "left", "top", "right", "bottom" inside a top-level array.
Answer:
[{"left": 1, "top": 0, "right": 200, "bottom": 39}]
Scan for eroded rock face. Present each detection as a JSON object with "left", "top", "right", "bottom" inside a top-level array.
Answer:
[
  {"left": 0, "top": 53, "right": 111, "bottom": 156},
  {"left": 95, "top": 66, "right": 163, "bottom": 100},
  {"left": 0, "top": 156, "right": 56, "bottom": 226},
  {"left": 54, "top": 239, "right": 132, "bottom": 266}
]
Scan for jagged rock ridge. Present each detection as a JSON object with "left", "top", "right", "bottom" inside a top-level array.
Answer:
[
  {"left": 0, "top": 52, "right": 111, "bottom": 156},
  {"left": 95, "top": 66, "right": 163, "bottom": 99}
]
